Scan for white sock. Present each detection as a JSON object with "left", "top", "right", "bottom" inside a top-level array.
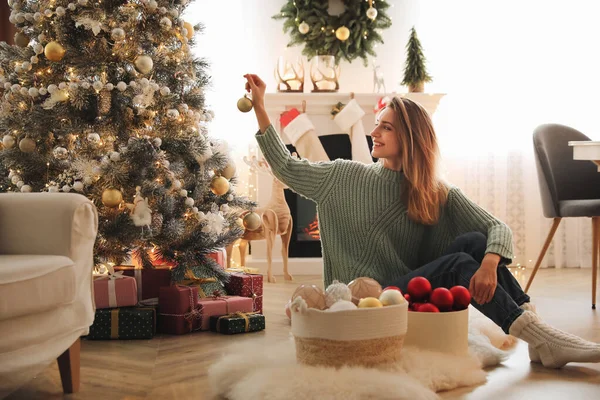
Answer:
[
  {"left": 509, "top": 311, "right": 600, "bottom": 368},
  {"left": 520, "top": 302, "right": 537, "bottom": 314}
]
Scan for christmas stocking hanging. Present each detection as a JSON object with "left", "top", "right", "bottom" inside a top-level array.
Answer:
[
  {"left": 334, "top": 99, "right": 373, "bottom": 164},
  {"left": 281, "top": 109, "right": 329, "bottom": 162}
]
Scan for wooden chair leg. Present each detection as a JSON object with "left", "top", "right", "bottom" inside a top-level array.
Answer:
[
  {"left": 57, "top": 338, "right": 80, "bottom": 394},
  {"left": 593, "top": 217, "right": 599, "bottom": 309},
  {"left": 525, "top": 218, "right": 562, "bottom": 293}
]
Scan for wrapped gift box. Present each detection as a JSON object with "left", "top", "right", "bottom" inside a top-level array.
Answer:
[
  {"left": 197, "top": 295, "right": 253, "bottom": 331},
  {"left": 87, "top": 307, "right": 156, "bottom": 340},
  {"left": 158, "top": 285, "right": 202, "bottom": 334},
  {"left": 93, "top": 273, "right": 138, "bottom": 309},
  {"left": 176, "top": 275, "right": 224, "bottom": 299},
  {"left": 207, "top": 248, "right": 227, "bottom": 269},
  {"left": 209, "top": 312, "right": 265, "bottom": 335},
  {"left": 224, "top": 273, "right": 263, "bottom": 313},
  {"left": 113, "top": 265, "right": 172, "bottom": 302}
]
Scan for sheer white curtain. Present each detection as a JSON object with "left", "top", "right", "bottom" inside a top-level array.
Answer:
[{"left": 418, "top": 0, "right": 600, "bottom": 268}]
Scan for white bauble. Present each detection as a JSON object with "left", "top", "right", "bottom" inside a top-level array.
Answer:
[
  {"left": 87, "top": 133, "right": 100, "bottom": 143},
  {"left": 153, "top": 137, "right": 162, "bottom": 147},
  {"left": 11, "top": 175, "right": 21, "bottom": 185},
  {"left": 298, "top": 22, "right": 310, "bottom": 35},
  {"left": 77, "top": 0, "right": 88, "bottom": 5},
  {"left": 105, "top": 83, "right": 114, "bottom": 91},
  {"left": 48, "top": 185, "right": 59, "bottom": 193},
  {"left": 83, "top": 177, "right": 93, "bottom": 185},
  {"left": 116, "top": 81, "right": 127, "bottom": 91},
  {"left": 179, "top": 189, "right": 187, "bottom": 197},
  {"left": 58, "top": 82, "right": 67, "bottom": 90},
  {"left": 28, "top": 87, "right": 39, "bottom": 97},
  {"left": 80, "top": 82, "right": 90, "bottom": 89},
  {"left": 366, "top": 7, "right": 378, "bottom": 20},
  {"left": 158, "top": 7, "right": 167, "bottom": 14},
  {"left": 185, "top": 197, "right": 194, "bottom": 207},
  {"left": 160, "top": 87, "right": 170, "bottom": 96},
  {"left": 325, "top": 280, "right": 353, "bottom": 308},
  {"left": 16, "top": 181, "right": 24, "bottom": 189},
  {"left": 167, "top": 109, "right": 179, "bottom": 119},
  {"left": 33, "top": 12, "right": 42, "bottom": 21},
  {"left": 111, "top": 28, "right": 126, "bottom": 41},
  {"left": 56, "top": 6, "right": 66, "bottom": 16},
  {"left": 30, "top": 56, "right": 39, "bottom": 63},
  {"left": 62, "top": 185, "right": 71, "bottom": 192},
  {"left": 326, "top": 300, "right": 358, "bottom": 312},
  {"left": 33, "top": 43, "right": 44, "bottom": 54},
  {"left": 379, "top": 289, "right": 406, "bottom": 306},
  {"left": 19, "top": 87, "right": 28, "bottom": 96},
  {"left": 109, "top": 151, "right": 120, "bottom": 161},
  {"left": 53, "top": 146, "right": 68, "bottom": 159},
  {"left": 68, "top": 3, "right": 76, "bottom": 11},
  {"left": 73, "top": 181, "right": 84, "bottom": 192},
  {"left": 38, "top": 87, "right": 47, "bottom": 95},
  {"left": 20, "top": 184, "right": 32, "bottom": 193},
  {"left": 44, "top": 9, "right": 52, "bottom": 17},
  {"left": 147, "top": 0, "right": 158, "bottom": 11},
  {"left": 47, "top": 84, "right": 57, "bottom": 93},
  {"left": 173, "top": 179, "right": 181, "bottom": 189},
  {"left": 92, "top": 81, "right": 103, "bottom": 91},
  {"left": 160, "top": 17, "right": 172, "bottom": 30}
]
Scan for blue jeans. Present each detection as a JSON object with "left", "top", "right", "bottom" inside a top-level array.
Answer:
[{"left": 389, "top": 232, "right": 529, "bottom": 334}]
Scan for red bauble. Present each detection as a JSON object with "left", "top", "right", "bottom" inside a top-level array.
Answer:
[
  {"left": 406, "top": 277, "right": 432, "bottom": 302},
  {"left": 450, "top": 285, "right": 471, "bottom": 310},
  {"left": 419, "top": 303, "right": 440, "bottom": 313},
  {"left": 383, "top": 286, "right": 402, "bottom": 293},
  {"left": 404, "top": 293, "right": 411, "bottom": 303},
  {"left": 430, "top": 287, "right": 454, "bottom": 311},
  {"left": 411, "top": 302, "right": 426, "bottom": 311}
]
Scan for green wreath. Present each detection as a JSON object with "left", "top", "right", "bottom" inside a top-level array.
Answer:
[{"left": 273, "top": 0, "right": 392, "bottom": 66}]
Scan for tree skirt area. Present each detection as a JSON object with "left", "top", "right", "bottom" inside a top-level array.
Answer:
[{"left": 208, "top": 308, "right": 518, "bottom": 400}]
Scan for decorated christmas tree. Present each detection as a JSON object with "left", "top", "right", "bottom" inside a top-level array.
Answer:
[
  {"left": 0, "top": 0, "right": 255, "bottom": 286},
  {"left": 401, "top": 26, "right": 432, "bottom": 93}
]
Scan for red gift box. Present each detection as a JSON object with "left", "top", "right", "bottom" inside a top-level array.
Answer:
[
  {"left": 93, "top": 273, "right": 138, "bottom": 309},
  {"left": 158, "top": 285, "right": 202, "bottom": 334},
  {"left": 113, "top": 265, "right": 172, "bottom": 302},
  {"left": 225, "top": 273, "right": 263, "bottom": 313},
  {"left": 207, "top": 249, "right": 227, "bottom": 269},
  {"left": 197, "top": 295, "right": 253, "bottom": 331}
]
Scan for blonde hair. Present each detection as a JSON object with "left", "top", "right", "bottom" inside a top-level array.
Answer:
[{"left": 385, "top": 97, "right": 447, "bottom": 225}]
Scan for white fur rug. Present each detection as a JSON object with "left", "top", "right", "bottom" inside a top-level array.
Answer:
[{"left": 208, "top": 307, "right": 518, "bottom": 400}]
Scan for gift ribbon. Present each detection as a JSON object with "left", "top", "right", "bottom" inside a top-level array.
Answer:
[
  {"left": 94, "top": 266, "right": 127, "bottom": 308},
  {"left": 158, "top": 285, "right": 203, "bottom": 332},
  {"left": 110, "top": 309, "right": 119, "bottom": 339},
  {"left": 179, "top": 271, "right": 217, "bottom": 298},
  {"left": 216, "top": 311, "right": 258, "bottom": 333},
  {"left": 248, "top": 274, "right": 263, "bottom": 312}
]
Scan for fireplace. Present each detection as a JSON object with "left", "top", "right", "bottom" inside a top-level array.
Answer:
[{"left": 284, "top": 135, "right": 375, "bottom": 257}]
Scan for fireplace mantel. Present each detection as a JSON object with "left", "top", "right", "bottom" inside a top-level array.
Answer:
[{"left": 244, "top": 92, "right": 446, "bottom": 276}]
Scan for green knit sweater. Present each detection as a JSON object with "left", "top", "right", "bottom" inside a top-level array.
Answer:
[{"left": 256, "top": 125, "right": 514, "bottom": 287}]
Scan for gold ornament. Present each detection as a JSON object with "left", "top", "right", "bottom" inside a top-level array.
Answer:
[
  {"left": 134, "top": 55, "right": 154, "bottom": 74},
  {"left": 219, "top": 162, "right": 236, "bottom": 180},
  {"left": 298, "top": 22, "right": 310, "bottom": 35},
  {"left": 237, "top": 95, "right": 253, "bottom": 113},
  {"left": 242, "top": 211, "right": 262, "bottom": 231},
  {"left": 44, "top": 41, "right": 66, "bottom": 62},
  {"left": 335, "top": 26, "right": 350, "bottom": 41},
  {"left": 348, "top": 277, "right": 383, "bottom": 305},
  {"left": 291, "top": 284, "right": 326, "bottom": 310},
  {"left": 98, "top": 89, "right": 111, "bottom": 115},
  {"left": 210, "top": 175, "right": 230, "bottom": 196},
  {"left": 183, "top": 21, "right": 194, "bottom": 39},
  {"left": 236, "top": 217, "right": 244, "bottom": 228},
  {"left": 18, "top": 138, "right": 36, "bottom": 153},
  {"left": 358, "top": 297, "right": 383, "bottom": 308},
  {"left": 14, "top": 32, "right": 30, "bottom": 48},
  {"left": 102, "top": 188, "right": 123, "bottom": 207}
]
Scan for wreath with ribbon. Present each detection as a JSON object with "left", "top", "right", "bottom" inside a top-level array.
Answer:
[{"left": 273, "top": 0, "right": 392, "bottom": 66}]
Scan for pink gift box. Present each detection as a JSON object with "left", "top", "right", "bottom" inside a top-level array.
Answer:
[
  {"left": 207, "top": 249, "right": 227, "bottom": 269},
  {"left": 93, "top": 275, "right": 138, "bottom": 309},
  {"left": 198, "top": 295, "right": 253, "bottom": 331},
  {"left": 225, "top": 273, "right": 263, "bottom": 313}
]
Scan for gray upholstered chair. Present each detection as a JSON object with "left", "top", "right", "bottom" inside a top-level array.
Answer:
[{"left": 526, "top": 123, "right": 600, "bottom": 309}]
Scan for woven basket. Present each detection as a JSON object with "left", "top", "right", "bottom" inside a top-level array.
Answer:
[{"left": 290, "top": 298, "right": 408, "bottom": 369}]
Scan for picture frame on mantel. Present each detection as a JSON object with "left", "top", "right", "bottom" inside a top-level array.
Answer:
[{"left": 244, "top": 92, "right": 445, "bottom": 277}]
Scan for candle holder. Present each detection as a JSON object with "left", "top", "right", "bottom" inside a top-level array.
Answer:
[
  {"left": 275, "top": 56, "right": 304, "bottom": 92},
  {"left": 310, "top": 55, "right": 340, "bottom": 93}
]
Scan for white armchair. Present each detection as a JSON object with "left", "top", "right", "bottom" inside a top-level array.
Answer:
[{"left": 0, "top": 193, "right": 98, "bottom": 395}]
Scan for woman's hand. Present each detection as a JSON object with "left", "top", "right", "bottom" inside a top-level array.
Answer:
[
  {"left": 244, "top": 74, "right": 266, "bottom": 110},
  {"left": 469, "top": 255, "right": 499, "bottom": 304}
]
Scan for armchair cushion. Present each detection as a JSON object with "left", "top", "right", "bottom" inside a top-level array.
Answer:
[{"left": 0, "top": 255, "right": 76, "bottom": 321}]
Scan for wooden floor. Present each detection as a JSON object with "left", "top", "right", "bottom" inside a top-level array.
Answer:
[{"left": 6, "top": 268, "right": 600, "bottom": 400}]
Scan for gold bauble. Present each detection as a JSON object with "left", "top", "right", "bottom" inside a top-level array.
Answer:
[
  {"left": 237, "top": 96, "right": 253, "bottom": 113},
  {"left": 242, "top": 212, "right": 262, "bottom": 231},
  {"left": 14, "top": 32, "right": 30, "bottom": 48},
  {"left": 102, "top": 188, "right": 123, "bottom": 207},
  {"left": 358, "top": 297, "right": 383, "bottom": 308},
  {"left": 44, "top": 41, "right": 66, "bottom": 62},
  {"left": 18, "top": 138, "right": 36, "bottom": 153},
  {"left": 335, "top": 26, "right": 350, "bottom": 41},
  {"left": 236, "top": 217, "right": 245, "bottom": 229},
  {"left": 210, "top": 175, "right": 230, "bottom": 196},
  {"left": 134, "top": 55, "right": 154, "bottom": 74},
  {"left": 219, "top": 162, "right": 236, "bottom": 180},
  {"left": 183, "top": 21, "right": 194, "bottom": 39}
]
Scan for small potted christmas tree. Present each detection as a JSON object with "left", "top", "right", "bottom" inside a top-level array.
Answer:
[{"left": 401, "top": 27, "right": 432, "bottom": 93}]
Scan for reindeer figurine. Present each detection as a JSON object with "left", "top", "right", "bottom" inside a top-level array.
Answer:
[
  {"left": 372, "top": 60, "right": 386, "bottom": 94},
  {"left": 226, "top": 156, "right": 293, "bottom": 283}
]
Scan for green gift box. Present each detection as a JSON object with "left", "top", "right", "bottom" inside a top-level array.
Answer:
[
  {"left": 87, "top": 307, "right": 156, "bottom": 340},
  {"left": 209, "top": 312, "right": 265, "bottom": 335}
]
